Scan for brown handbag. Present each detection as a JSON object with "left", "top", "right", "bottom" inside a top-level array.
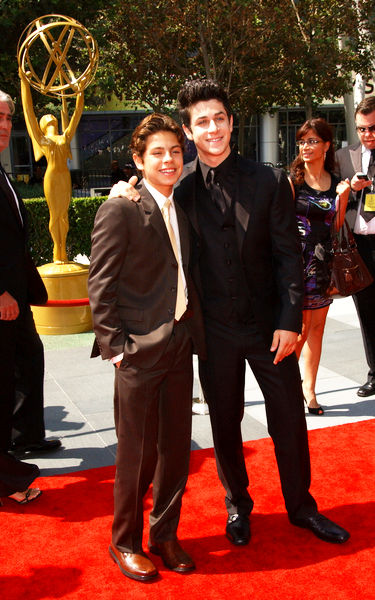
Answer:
[{"left": 326, "top": 219, "right": 373, "bottom": 298}]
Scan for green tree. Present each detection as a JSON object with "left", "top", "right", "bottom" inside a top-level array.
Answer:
[
  {"left": 95, "top": 0, "right": 374, "bottom": 126},
  {"left": 94, "top": 1, "right": 200, "bottom": 111},
  {"left": 275, "top": 0, "right": 374, "bottom": 117},
  {"left": 1, "top": 0, "right": 374, "bottom": 126},
  {"left": 96, "top": 0, "right": 297, "bottom": 115}
]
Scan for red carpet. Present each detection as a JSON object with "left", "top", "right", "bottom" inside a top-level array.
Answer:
[{"left": 1, "top": 420, "right": 374, "bottom": 600}]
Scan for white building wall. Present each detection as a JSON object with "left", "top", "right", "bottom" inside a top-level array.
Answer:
[{"left": 260, "top": 112, "right": 279, "bottom": 165}]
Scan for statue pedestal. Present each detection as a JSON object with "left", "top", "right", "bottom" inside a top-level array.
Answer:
[{"left": 32, "top": 262, "right": 92, "bottom": 335}]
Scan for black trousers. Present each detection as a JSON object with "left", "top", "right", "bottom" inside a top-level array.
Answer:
[
  {"left": 112, "top": 322, "right": 193, "bottom": 553},
  {"left": 353, "top": 234, "right": 375, "bottom": 382},
  {"left": 199, "top": 318, "right": 317, "bottom": 521},
  {"left": 0, "top": 305, "right": 45, "bottom": 451}
]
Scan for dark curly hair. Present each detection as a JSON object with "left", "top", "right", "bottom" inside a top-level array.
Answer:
[
  {"left": 177, "top": 79, "right": 232, "bottom": 128},
  {"left": 289, "top": 118, "right": 336, "bottom": 185},
  {"left": 130, "top": 113, "right": 185, "bottom": 157}
]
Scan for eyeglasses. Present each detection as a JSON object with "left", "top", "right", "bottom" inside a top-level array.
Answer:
[
  {"left": 356, "top": 125, "right": 375, "bottom": 134},
  {"left": 296, "top": 139, "right": 323, "bottom": 147}
]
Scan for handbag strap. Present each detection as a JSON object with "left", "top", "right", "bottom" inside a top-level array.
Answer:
[
  {"left": 331, "top": 214, "right": 357, "bottom": 252},
  {"left": 343, "top": 219, "right": 357, "bottom": 248}
]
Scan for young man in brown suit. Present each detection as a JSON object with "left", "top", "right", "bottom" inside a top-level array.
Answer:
[{"left": 88, "top": 114, "right": 205, "bottom": 582}]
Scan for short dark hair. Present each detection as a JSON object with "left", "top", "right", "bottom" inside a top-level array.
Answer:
[
  {"left": 289, "top": 118, "right": 335, "bottom": 185},
  {"left": 177, "top": 79, "right": 232, "bottom": 128},
  {"left": 130, "top": 113, "right": 185, "bottom": 157},
  {"left": 355, "top": 96, "right": 375, "bottom": 118}
]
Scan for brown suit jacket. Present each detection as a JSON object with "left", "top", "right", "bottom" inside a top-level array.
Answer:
[{"left": 88, "top": 180, "right": 205, "bottom": 368}]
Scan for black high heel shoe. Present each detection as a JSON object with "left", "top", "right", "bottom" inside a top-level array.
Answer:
[{"left": 304, "top": 397, "right": 324, "bottom": 415}]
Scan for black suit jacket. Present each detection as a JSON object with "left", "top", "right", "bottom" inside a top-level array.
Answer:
[
  {"left": 175, "top": 155, "right": 304, "bottom": 343},
  {"left": 0, "top": 167, "right": 46, "bottom": 308},
  {"left": 88, "top": 180, "right": 205, "bottom": 368}
]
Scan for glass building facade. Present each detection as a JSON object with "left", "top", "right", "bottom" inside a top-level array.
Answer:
[{"left": 7, "top": 105, "right": 347, "bottom": 186}]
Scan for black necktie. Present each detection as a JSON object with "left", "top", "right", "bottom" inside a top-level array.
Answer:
[
  {"left": 0, "top": 166, "right": 23, "bottom": 227},
  {"left": 207, "top": 168, "right": 228, "bottom": 214},
  {"left": 360, "top": 149, "right": 375, "bottom": 222}
]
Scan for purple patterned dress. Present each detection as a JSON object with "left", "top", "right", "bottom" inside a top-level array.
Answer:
[{"left": 294, "top": 176, "right": 338, "bottom": 310}]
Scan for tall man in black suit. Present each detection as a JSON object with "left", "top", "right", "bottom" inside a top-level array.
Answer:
[
  {"left": 111, "top": 80, "right": 350, "bottom": 546},
  {"left": 89, "top": 114, "right": 206, "bottom": 582},
  {"left": 175, "top": 79, "right": 351, "bottom": 545},
  {"left": 0, "top": 89, "right": 60, "bottom": 457},
  {"left": 335, "top": 96, "right": 375, "bottom": 397}
]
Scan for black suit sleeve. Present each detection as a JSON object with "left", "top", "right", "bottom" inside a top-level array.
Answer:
[{"left": 269, "top": 169, "right": 304, "bottom": 333}]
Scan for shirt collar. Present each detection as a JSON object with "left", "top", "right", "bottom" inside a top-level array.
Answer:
[
  {"left": 199, "top": 149, "right": 236, "bottom": 187},
  {"left": 143, "top": 178, "right": 174, "bottom": 210},
  {"left": 362, "top": 145, "right": 372, "bottom": 157}
]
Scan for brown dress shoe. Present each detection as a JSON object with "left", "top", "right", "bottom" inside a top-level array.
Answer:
[
  {"left": 109, "top": 543, "right": 158, "bottom": 582},
  {"left": 149, "top": 539, "right": 195, "bottom": 573}
]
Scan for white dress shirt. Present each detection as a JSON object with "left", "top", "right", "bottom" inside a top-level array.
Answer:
[
  {"left": 354, "top": 145, "right": 375, "bottom": 234},
  {"left": 143, "top": 179, "right": 188, "bottom": 299},
  {"left": 1, "top": 168, "right": 23, "bottom": 224}
]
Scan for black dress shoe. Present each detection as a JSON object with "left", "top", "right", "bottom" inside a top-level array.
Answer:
[
  {"left": 11, "top": 438, "right": 62, "bottom": 456},
  {"left": 290, "top": 513, "right": 350, "bottom": 544},
  {"left": 357, "top": 381, "right": 375, "bottom": 397},
  {"left": 225, "top": 514, "right": 251, "bottom": 546}
]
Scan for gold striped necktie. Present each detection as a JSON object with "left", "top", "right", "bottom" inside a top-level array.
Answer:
[{"left": 161, "top": 198, "right": 186, "bottom": 321}]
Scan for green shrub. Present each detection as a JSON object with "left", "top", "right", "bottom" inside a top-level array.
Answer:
[
  {"left": 24, "top": 196, "right": 106, "bottom": 266},
  {"left": 68, "top": 196, "right": 106, "bottom": 260},
  {"left": 16, "top": 182, "right": 44, "bottom": 199}
]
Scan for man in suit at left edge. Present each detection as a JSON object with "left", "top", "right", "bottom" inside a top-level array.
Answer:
[
  {"left": 88, "top": 114, "right": 206, "bottom": 582},
  {"left": 0, "top": 88, "right": 60, "bottom": 500}
]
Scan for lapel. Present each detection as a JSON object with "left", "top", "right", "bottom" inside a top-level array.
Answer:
[
  {"left": 176, "top": 154, "right": 257, "bottom": 255},
  {"left": 0, "top": 166, "right": 24, "bottom": 229},
  {"left": 175, "top": 157, "right": 200, "bottom": 235},
  {"left": 137, "top": 180, "right": 185, "bottom": 262},
  {"left": 233, "top": 155, "right": 257, "bottom": 253},
  {"left": 175, "top": 201, "right": 190, "bottom": 272},
  {"left": 349, "top": 142, "right": 362, "bottom": 173}
]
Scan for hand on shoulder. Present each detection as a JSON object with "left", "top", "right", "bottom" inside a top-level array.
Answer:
[{"left": 108, "top": 175, "right": 140, "bottom": 202}]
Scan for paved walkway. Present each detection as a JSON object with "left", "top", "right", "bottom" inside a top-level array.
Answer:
[{"left": 31, "top": 296, "right": 374, "bottom": 476}]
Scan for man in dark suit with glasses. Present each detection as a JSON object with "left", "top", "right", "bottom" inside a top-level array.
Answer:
[{"left": 336, "top": 96, "right": 375, "bottom": 397}]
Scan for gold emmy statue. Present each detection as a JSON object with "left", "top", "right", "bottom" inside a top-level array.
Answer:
[{"left": 17, "top": 14, "right": 99, "bottom": 334}]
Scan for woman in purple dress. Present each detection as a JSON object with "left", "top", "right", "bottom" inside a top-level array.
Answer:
[{"left": 289, "top": 118, "right": 350, "bottom": 414}]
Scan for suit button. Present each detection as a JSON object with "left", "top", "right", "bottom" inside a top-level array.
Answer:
[
  {"left": 168, "top": 308, "right": 174, "bottom": 315},
  {"left": 171, "top": 287, "right": 176, "bottom": 292}
]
